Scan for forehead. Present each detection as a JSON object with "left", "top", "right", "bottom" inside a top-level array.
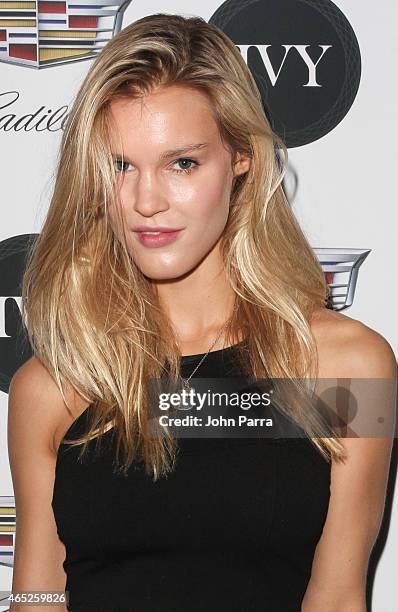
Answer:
[{"left": 107, "top": 85, "right": 220, "bottom": 149}]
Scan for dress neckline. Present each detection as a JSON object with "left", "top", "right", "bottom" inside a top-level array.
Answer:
[
  {"left": 57, "top": 339, "right": 247, "bottom": 454},
  {"left": 180, "top": 338, "right": 247, "bottom": 363}
]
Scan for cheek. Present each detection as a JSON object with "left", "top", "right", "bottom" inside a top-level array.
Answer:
[
  {"left": 185, "top": 169, "right": 232, "bottom": 227},
  {"left": 197, "top": 193, "right": 229, "bottom": 231}
]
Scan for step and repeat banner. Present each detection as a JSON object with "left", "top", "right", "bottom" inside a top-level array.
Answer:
[{"left": 0, "top": 1, "right": 396, "bottom": 610}]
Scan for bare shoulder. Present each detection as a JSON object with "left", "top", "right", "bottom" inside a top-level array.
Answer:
[
  {"left": 9, "top": 355, "right": 90, "bottom": 455},
  {"left": 302, "top": 309, "right": 396, "bottom": 609},
  {"left": 310, "top": 306, "right": 397, "bottom": 378},
  {"left": 7, "top": 356, "right": 86, "bottom": 593}
]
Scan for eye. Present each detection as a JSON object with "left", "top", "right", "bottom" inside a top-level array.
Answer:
[
  {"left": 170, "top": 158, "right": 199, "bottom": 175},
  {"left": 113, "top": 158, "right": 132, "bottom": 174},
  {"left": 112, "top": 157, "right": 200, "bottom": 175}
]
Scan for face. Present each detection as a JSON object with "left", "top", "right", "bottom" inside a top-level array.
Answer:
[{"left": 106, "top": 85, "right": 250, "bottom": 281}]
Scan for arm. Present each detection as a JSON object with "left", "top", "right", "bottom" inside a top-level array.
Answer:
[
  {"left": 7, "top": 357, "right": 69, "bottom": 611},
  {"left": 302, "top": 324, "right": 397, "bottom": 612}
]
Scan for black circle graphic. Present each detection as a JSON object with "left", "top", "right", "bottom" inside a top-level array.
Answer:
[
  {"left": 0, "top": 234, "right": 37, "bottom": 393},
  {"left": 209, "top": 0, "right": 361, "bottom": 147}
]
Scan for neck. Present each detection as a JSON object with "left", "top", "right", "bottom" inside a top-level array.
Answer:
[{"left": 152, "top": 256, "right": 236, "bottom": 346}]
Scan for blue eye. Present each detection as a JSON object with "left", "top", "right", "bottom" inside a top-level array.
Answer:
[
  {"left": 171, "top": 158, "right": 199, "bottom": 175},
  {"left": 112, "top": 157, "right": 199, "bottom": 174},
  {"left": 113, "top": 158, "right": 131, "bottom": 173}
]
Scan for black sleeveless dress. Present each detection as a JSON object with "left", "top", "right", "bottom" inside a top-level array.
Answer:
[{"left": 52, "top": 343, "right": 331, "bottom": 611}]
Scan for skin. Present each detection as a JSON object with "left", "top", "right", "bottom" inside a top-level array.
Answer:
[
  {"left": 106, "top": 84, "right": 250, "bottom": 351},
  {"left": 7, "top": 84, "right": 396, "bottom": 612},
  {"left": 302, "top": 310, "right": 396, "bottom": 611}
]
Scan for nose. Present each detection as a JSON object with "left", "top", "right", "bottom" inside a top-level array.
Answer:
[{"left": 131, "top": 170, "right": 170, "bottom": 218}]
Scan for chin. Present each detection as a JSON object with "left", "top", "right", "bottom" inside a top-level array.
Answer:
[{"left": 139, "top": 264, "right": 196, "bottom": 282}]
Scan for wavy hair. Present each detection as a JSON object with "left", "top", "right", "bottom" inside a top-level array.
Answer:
[{"left": 21, "top": 13, "right": 346, "bottom": 480}]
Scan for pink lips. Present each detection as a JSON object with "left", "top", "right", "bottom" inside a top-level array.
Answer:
[{"left": 133, "top": 229, "right": 182, "bottom": 248}]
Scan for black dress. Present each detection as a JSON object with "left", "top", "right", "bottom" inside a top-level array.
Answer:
[{"left": 52, "top": 342, "right": 331, "bottom": 611}]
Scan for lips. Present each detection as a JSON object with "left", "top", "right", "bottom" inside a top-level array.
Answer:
[{"left": 133, "top": 229, "right": 183, "bottom": 248}]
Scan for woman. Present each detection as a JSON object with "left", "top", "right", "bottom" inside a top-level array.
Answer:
[{"left": 7, "top": 13, "right": 396, "bottom": 612}]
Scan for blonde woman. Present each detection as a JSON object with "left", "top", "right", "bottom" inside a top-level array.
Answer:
[{"left": 8, "top": 13, "right": 396, "bottom": 612}]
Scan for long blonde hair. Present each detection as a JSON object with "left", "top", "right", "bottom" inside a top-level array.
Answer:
[{"left": 21, "top": 13, "right": 346, "bottom": 480}]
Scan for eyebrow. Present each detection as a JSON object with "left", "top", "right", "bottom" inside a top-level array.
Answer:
[{"left": 111, "top": 142, "right": 209, "bottom": 161}]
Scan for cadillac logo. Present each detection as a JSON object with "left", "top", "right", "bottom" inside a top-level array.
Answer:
[
  {"left": 0, "top": 0, "right": 132, "bottom": 68},
  {"left": 0, "top": 496, "right": 15, "bottom": 567}
]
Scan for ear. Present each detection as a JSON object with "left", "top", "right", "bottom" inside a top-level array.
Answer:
[{"left": 233, "top": 152, "right": 251, "bottom": 177}]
